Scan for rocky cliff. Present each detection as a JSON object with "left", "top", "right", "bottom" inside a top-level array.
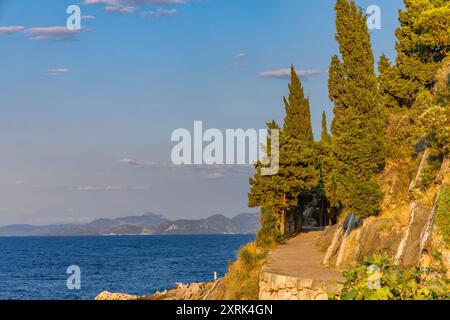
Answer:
[{"left": 317, "top": 155, "right": 449, "bottom": 271}]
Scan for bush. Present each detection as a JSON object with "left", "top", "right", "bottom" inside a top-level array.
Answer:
[
  {"left": 341, "top": 256, "right": 450, "bottom": 300},
  {"left": 436, "top": 187, "right": 450, "bottom": 245},
  {"left": 420, "top": 152, "right": 442, "bottom": 190},
  {"left": 216, "top": 243, "right": 268, "bottom": 300},
  {"left": 255, "top": 208, "right": 283, "bottom": 248}
]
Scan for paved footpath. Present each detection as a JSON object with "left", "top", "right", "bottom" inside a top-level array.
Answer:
[{"left": 263, "top": 230, "right": 345, "bottom": 282}]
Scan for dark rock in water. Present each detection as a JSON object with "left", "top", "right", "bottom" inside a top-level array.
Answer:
[{"left": 343, "top": 214, "right": 362, "bottom": 235}]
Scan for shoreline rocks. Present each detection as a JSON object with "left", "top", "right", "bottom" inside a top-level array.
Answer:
[{"left": 95, "top": 281, "right": 217, "bottom": 300}]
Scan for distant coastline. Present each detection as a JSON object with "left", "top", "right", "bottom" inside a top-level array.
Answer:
[{"left": 0, "top": 212, "right": 259, "bottom": 237}]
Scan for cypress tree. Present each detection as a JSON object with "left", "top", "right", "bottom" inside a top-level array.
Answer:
[
  {"left": 280, "top": 66, "right": 320, "bottom": 232},
  {"left": 283, "top": 65, "right": 314, "bottom": 142},
  {"left": 249, "top": 66, "right": 320, "bottom": 240},
  {"left": 327, "top": 0, "right": 385, "bottom": 218},
  {"left": 249, "top": 121, "right": 286, "bottom": 246},
  {"left": 321, "top": 111, "right": 331, "bottom": 142}
]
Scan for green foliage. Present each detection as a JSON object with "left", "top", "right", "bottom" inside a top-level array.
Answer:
[
  {"left": 283, "top": 66, "right": 314, "bottom": 143},
  {"left": 320, "top": 111, "right": 331, "bottom": 142},
  {"left": 436, "top": 187, "right": 450, "bottom": 245},
  {"left": 420, "top": 153, "right": 442, "bottom": 189},
  {"left": 418, "top": 60, "right": 450, "bottom": 157},
  {"left": 255, "top": 206, "right": 283, "bottom": 247},
  {"left": 391, "top": 0, "right": 450, "bottom": 108},
  {"left": 347, "top": 178, "right": 384, "bottom": 218},
  {"left": 325, "top": 0, "right": 385, "bottom": 218},
  {"left": 341, "top": 256, "right": 450, "bottom": 300},
  {"left": 249, "top": 66, "right": 320, "bottom": 241}
]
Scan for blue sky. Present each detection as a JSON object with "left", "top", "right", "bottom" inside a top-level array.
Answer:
[{"left": 0, "top": 0, "right": 404, "bottom": 225}]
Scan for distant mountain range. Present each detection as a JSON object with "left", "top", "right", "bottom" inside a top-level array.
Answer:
[{"left": 0, "top": 213, "right": 259, "bottom": 237}]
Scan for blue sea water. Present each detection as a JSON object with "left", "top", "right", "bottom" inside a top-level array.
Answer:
[{"left": 0, "top": 234, "right": 254, "bottom": 300}]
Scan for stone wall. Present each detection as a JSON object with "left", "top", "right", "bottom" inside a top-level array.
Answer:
[{"left": 259, "top": 271, "right": 342, "bottom": 300}]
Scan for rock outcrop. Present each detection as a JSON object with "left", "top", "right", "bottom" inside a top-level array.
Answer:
[
  {"left": 95, "top": 281, "right": 217, "bottom": 300},
  {"left": 95, "top": 291, "right": 141, "bottom": 300},
  {"left": 318, "top": 155, "right": 449, "bottom": 269}
]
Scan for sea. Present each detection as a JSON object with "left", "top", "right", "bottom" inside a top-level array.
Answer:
[{"left": 0, "top": 234, "right": 254, "bottom": 300}]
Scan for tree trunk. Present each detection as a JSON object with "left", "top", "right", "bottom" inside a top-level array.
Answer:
[
  {"left": 296, "top": 195, "right": 304, "bottom": 233},
  {"left": 279, "top": 194, "right": 286, "bottom": 235}
]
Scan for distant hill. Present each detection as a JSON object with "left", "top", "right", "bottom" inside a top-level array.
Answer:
[{"left": 0, "top": 212, "right": 259, "bottom": 237}]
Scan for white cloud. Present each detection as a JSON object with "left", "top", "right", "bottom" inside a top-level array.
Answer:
[
  {"left": 24, "top": 26, "right": 80, "bottom": 41},
  {"left": 0, "top": 26, "right": 25, "bottom": 34},
  {"left": 260, "top": 68, "right": 321, "bottom": 79},
  {"left": 83, "top": 0, "right": 187, "bottom": 16},
  {"left": 105, "top": 5, "right": 137, "bottom": 13},
  {"left": 230, "top": 52, "right": 248, "bottom": 68},
  {"left": 81, "top": 15, "right": 96, "bottom": 20},
  {"left": 142, "top": 8, "right": 178, "bottom": 18},
  {"left": 48, "top": 68, "right": 70, "bottom": 75},
  {"left": 117, "top": 158, "right": 253, "bottom": 179},
  {"left": 67, "top": 185, "right": 149, "bottom": 191},
  {"left": 84, "top": 0, "right": 187, "bottom": 3}
]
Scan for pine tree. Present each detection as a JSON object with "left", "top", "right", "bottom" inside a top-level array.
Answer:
[
  {"left": 326, "top": 0, "right": 385, "bottom": 218},
  {"left": 379, "top": 0, "right": 450, "bottom": 162},
  {"left": 391, "top": 0, "right": 450, "bottom": 108}
]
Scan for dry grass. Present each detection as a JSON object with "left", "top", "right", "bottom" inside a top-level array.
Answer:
[
  {"left": 381, "top": 203, "right": 410, "bottom": 228},
  {"left": 214, "top": 242, "right": 268, "bottom": 300}
]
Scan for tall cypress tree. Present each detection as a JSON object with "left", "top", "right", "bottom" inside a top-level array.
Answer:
[
  {"left": 249, "top": 66, "right": 320, "bottom": 240},
  {"left": 249, "top": 121, "right": 286, "bottom": 246},
  {"left": 283, "top": 65, "right": 314, "bottom": 143},
  {"left": 327, "top": 0, "right": 385, "bottom": 218},
  {"left": 321, "top": 111, "right": 331, "bottom": 142},
  {"left": 280, "top": 66, "right": 320, "bottom": 232}
]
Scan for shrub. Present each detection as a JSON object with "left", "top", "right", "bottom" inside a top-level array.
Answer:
[
  {"left": 255, "top": 208, "right": 283, "bottom": 248},
  {"left": 341, "top": 256, "right": 450, "bottom": 300},
  {"left": 216, "top": 243, "right": 268, "bottom": 300},
  {"left": 420, "top": 152, "right": 442, "bottom": 190},
  {"left": 436, "top": 187, "right": 450, "bottom": 245}
]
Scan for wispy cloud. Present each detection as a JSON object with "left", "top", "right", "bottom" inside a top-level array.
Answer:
[
  {"left": 84, "top": 0, "right": 187, "bottom": 3},
  {"left": 48, "top": 68, "right": 70, "bottom": 75},
  {"left": 67, "top": 185, "right": 150, "bottom": 192},
  {"left": 260, "top": 68, "right": 321, "bottom": 79},
  {"left": 81, "top": 15, "right": 96, "bottom": 20},
  {"left": 142, "top": 8, "right": 178, "bottom": 18},
  {"left": 117, "top": 158, "right": 253, "bottom": 180},
  {"left": 0, "top": 26, "right": 25, "bottom": 34},
  {"left": 24, "top": 26, "right": 81, "bottom": 41},
  {"left": 105, "top": 5, "right": 137, "bottom": 13},
  {"left": 230, "top": 52, "right": 248, "bottom": 68},
  {"left": 84, "top": 0, "right": 187, "bottom": 16}
]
